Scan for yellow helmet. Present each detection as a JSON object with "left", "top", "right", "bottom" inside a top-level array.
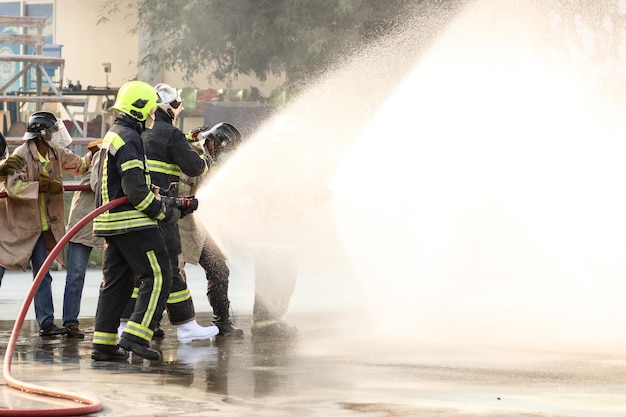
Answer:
[{"left": 112, "top": 80, "right": 158, "bottom": 121}]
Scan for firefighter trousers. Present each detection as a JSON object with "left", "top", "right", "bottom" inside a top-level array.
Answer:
[
  {"left": 93, "top": 228, "right": 171, "bottom": 352},
  {"left": 122, "top": 221, "right": 195, "bottom": 325}
]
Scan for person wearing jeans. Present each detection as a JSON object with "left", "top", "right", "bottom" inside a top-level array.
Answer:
[
  {"left": 62, "top": 140, "right": 103, "bottom": 338},
  {"left": 30, "top": 234, "right": 59, "bottom": 330},
  {"left": 62, "top": 241, "right": 94, "bottom": 337},
  {"left": 0, "top": 111, "right": 89, "bottom": 337}
]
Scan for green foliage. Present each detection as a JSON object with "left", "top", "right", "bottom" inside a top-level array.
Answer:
[
  {"left": 99, "top": 0, "right": 626, "bottom": 91},
  {"left": 99, "top": 0, "right": 419, "bottom": 88}
]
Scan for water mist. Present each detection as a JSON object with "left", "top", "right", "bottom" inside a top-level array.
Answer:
[{"left": 198, "top": 0, "right": 626, "bottom": 357}]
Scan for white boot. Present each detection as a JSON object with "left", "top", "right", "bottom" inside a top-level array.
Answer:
[
  {"left": 176, "top": 319, "right": 219, "bottom": 344},
  {"left": 117, "top": 321, "right": 127, "bottom": 338}
]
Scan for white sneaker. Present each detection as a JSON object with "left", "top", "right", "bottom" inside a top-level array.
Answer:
[
  {"left": 117, "top": 321, "right": 127, "bottom": 338},
  {"left": 176, "top": 319, "right": 219, "bottom": 344}
]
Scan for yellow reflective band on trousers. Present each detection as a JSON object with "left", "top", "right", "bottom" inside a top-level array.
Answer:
[
  {"left": 167, "top": 288, "right": 191, "bottom": 304},
  {"left": 125, "top": 320, "right": 154, "bottom": 342},
  {"left": 144, "top": 249, "right": 163, "bottom": 329},
  {"left": 93, "top": 331, "right": 118, "bottom": 347},
  {"left": 123, "top": 249, "right": 164, "bottom": 343}
]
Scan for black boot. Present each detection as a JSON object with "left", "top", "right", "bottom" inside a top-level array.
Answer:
[
  {"left": 153, "top": 325, "right": 165, "bottom": 339},
  {"left": 118, "top": 337, "right": 161, "bottom": 361},
  {"left": 208, "top": 282, "right": 243, "bottom": 338},
  {"left": 91, "top": 347, "right": 128, "bottom": 362},
  {"left": 214, "top": 315, "right": 244, "bottom": 338}
]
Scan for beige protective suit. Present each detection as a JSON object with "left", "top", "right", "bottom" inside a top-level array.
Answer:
[{"left": 0, "top": 140, "right": 86, "bottom": 270}]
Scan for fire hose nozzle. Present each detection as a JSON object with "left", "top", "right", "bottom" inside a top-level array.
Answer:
[{"left": 162, "top": 195, "right": 198, "bottom": 218}]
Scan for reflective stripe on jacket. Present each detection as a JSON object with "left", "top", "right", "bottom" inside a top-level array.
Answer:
[
  {"left": 93, "top": 115, "right": 164, "bottom": 236},
  {"left": 143, "top": 109, "right": 209, "bottom": 192}
]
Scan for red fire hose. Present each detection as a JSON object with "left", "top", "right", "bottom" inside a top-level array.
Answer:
[
  {"left": 1, "top": 189, "right": 129, "bottom": 416},
  {"left": 0, "top": 184, "right": 88, "bottom": 199}
]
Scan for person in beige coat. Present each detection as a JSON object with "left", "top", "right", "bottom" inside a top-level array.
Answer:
[
  {"left": 62, "top": 139, "right": 104, "bottom": 338},
  {"left": 0, "top": 131, "right": 25, "bottom": 287},
  {"left": 0, "top": 111, "right": 89, "bottom": 337}
]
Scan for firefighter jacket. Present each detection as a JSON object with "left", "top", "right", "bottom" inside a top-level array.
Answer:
[
  {"left": 142, "top": 109, "right": 210, "bottom": 193},
  {"left": 93, "top": 114, "right": 165, "bottom": 236},
  {"left": 0, "top": 140, "right": 87, "bottom": 270}
]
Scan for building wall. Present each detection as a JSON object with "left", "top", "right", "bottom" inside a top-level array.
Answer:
[
  {"left": 0, "top": 0, "right": 283, "bottom": 95},
  {"left": 56, "top": 0, "right": 140, "bottom": 89}
]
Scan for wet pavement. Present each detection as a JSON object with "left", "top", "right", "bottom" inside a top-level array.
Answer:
[{"left": 1, "top": 265, "right": 626, "bottom": 416}]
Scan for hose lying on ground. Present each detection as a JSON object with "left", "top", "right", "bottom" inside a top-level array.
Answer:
[{"left": 0, "top": 190, "right": 129, "bottom": 416}]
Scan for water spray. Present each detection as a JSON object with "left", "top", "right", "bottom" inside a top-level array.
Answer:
[{"left": 0, "top": 187, "right": 128, "bottom": 416}]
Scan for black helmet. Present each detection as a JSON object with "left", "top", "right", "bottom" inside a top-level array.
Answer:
[
  {"left": 201, "top": 122, "right": 242, "bottom": 150},
  {"left": 24, "top": 111, "right": 58, "bottom": 140},
  {"left": 0, "top": 131, "right": 6, "bottom": 158},
  {"left": 186, "top": 125, "right": 210, "bottom": 142}
]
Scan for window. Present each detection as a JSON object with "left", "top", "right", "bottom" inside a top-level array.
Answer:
[{"left": 0, "top": 1, "right": 54, "bottom": 91}]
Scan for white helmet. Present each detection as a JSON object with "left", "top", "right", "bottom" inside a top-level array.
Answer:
[{"left": 154, "top": 83, "right": 184, "bottom": 122}]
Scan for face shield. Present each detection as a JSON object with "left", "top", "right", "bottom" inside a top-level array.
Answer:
[
  {"left": 48, "top": 120, "right": 73, "bottom": 149},
  {"left": 199, "top": 122, "right": 242, "bottom": 159}
]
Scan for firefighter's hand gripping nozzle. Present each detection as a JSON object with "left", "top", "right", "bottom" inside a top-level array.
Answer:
[{"left": 162, "top": 182, "right": 199, "bottom": 219}]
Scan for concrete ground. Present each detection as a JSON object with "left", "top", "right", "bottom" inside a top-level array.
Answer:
[{"left": 0, "top": 264, "right": 625, "bottom": 416}]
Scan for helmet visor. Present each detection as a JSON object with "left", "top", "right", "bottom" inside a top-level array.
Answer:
[{"left": 49, "top": 121, "right": 73, "bottom": 148}]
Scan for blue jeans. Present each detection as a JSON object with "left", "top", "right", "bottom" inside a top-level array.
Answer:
[
  {"left": 32, "top": 233, "right": 56, "bottom": 329},
  {"left": 62, "top": 242, "right": 92, "bottom": 327},
  {"left": 0, "top": 265, "right": 4, "bottom": 287}
]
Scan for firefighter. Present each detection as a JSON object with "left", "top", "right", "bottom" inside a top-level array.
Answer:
[
  {"left": 120, "top": 82, "right": 218, "bottom": 343},
  {"left": 0, "top": 111, "right": 89, "bottom": 336},
  {"left": 179, "top": 123, "right": 244, "bottom": 337},
  {"left": 91, "top": 81, "right": 176, "bottom": 361}
]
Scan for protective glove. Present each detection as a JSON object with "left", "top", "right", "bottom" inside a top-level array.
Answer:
[
  {"left": 162, "top": 202, "right": 181, "bottom": 226},
  {"left": 0, "top": 154, "right": 25, "bottom": 176},
  {"left": 38, "top": 175, "right": 63, "bottom": 195},
  {"left": 186, "top": 125, "right": 210, "bottom": 142}
]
